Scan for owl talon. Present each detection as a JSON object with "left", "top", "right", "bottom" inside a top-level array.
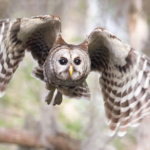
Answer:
[
  {"left": 53, "top": 91, "right": 63, "bottom": 106},
  {"left": 44, "top": 89, "right": 63, "bottom": 106},
  {"left": 44, "top": 90, "right": 55, "bottom": 105}
]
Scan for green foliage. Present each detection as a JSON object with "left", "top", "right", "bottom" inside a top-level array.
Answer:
[
  {"left": 71, "top": 36, "right": 85, "bottom": 44},
  {"left": 58, "top": 98, "right": 87, "bottom": 140},
  {"left": 60, "top": 111, "right": 83, "bottom": 139},
  {"left": 113, "top": 138, "right": 126, "bottom": 150},
  {"left": 0, "top": 54, "right": 41, "bottom": 128}
]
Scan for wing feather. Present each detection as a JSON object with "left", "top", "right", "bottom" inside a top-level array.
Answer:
[
  {"left": 88, "top": 28, "right": 150, "bottom": 136},
  {"left": 0, "top": 15, "right": 61, "bottom": 97}
]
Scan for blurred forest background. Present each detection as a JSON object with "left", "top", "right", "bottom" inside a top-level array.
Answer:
[{"left": 0, "top": 0, "right": 150, "bottom": 150}]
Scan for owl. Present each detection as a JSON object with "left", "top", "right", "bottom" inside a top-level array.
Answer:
[{"left": 0, "top": 15, "right": 150, "bottom": 136}]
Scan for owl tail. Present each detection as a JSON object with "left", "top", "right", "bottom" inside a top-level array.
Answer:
[{"left": 71, "top": 81, "right": 91, "bottom": 101}]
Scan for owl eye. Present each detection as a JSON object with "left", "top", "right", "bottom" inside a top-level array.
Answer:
[
  {"left": 59, "top": 58, "right": 68, "bottom": 65},
  {"left": 74, "top": 58, "right": 81, "bottom": 65}
]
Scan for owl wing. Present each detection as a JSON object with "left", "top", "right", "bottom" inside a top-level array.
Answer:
[
  {"left": 88, "top": 27, "right": 150, "bottom": 136},
  {"left": 0, "top": 15, "right": 61, "bottom": 96}
]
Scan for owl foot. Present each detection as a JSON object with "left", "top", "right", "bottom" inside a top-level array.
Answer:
[
  {"left": 44, "top": 89, "right": 55, "bottom": 105},
  {"left": 53, "top": 90, "right": 62, "bottom": 106},
  {"left": 45, "top": 89, "right": 63, "bottom": 105}
]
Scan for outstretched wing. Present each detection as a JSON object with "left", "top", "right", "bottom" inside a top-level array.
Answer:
[
  {"left": 0, "top": 15, "right": 61, "bottom": 96},
  {"left": 88, "top": 27, "right": 150, "bottom": 136}
]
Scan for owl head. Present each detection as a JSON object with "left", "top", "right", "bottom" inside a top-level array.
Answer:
[{"left": 44, "top": 35, "right": 91, "bottom": 88}]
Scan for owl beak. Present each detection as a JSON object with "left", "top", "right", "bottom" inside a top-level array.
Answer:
[{"left": 69, "top": 64, "right": 73, "bottom": 76}]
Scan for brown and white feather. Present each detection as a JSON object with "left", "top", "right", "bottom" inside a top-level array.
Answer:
[
  {"left": 0, "top": 15, "right": 61, "bottom": 96},
  {"left": 0, "top": 15, "right": 150, "bottom": 137},
  {"left": 88, "top": 28, "right": 150, "bottom": 136}
]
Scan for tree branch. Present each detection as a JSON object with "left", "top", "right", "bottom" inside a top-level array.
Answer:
[{"left": 0, "top": 128, "right": 80, "bottom": 150}]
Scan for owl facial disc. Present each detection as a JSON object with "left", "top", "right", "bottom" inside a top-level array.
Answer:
[{"left": 44, "top": 46, "right": 91, "bottom": 87}]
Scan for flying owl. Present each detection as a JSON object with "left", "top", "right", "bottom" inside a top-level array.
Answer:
[{"left": 0, "top": 15, "right": 150, "bottom": 136}]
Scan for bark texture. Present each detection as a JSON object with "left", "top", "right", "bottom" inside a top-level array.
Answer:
[{"left": 0, "top": 128, "right": 80, "bottom": 150}]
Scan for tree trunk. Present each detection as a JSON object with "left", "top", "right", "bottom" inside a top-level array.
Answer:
[
  {"left": 0, "top": 128, "right": 80, "bottom": 150},
  {"left": 128, "top": 0, "right": 149, "bottom": 51}
]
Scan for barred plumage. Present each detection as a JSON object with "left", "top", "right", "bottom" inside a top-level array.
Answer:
[
  {"left": 88, "top": 28, "right": 150, "bottom": 136},
  {"left": 0, "top": 15, "right": 61, "bottom": 96},
  {"left": 0, "top": 15, "right": 150, "bottom": 136}
]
